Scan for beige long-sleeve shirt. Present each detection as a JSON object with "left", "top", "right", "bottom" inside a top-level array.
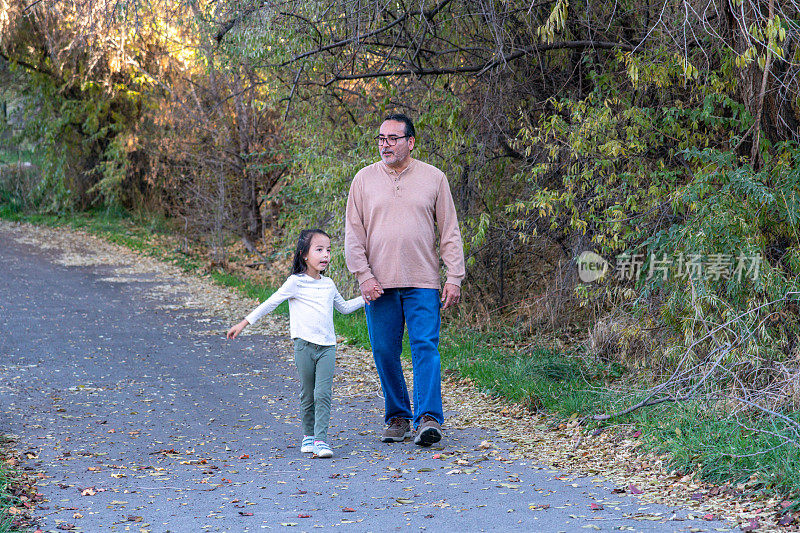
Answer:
[{"left": 345, "top": 159, "right": 465, "bottom": 290}]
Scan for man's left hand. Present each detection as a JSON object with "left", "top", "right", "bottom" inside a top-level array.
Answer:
[{"left": 441, "top": 283, "right": 461, "bottom": 310}]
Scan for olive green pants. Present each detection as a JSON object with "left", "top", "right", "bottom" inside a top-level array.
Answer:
[{"left": 293, "top": 338, "right": 336, "bottom": 442}]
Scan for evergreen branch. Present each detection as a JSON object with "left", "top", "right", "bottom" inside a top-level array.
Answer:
[{"left": 0, "top": 50, "right": 58, "bottom": 81}]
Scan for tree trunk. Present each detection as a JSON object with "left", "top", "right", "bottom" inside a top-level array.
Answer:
[
  {"left": 240, "top": 168, "right": 263, "bottom": 243},
  {"left": 233, "top": 69, "right": 264, "bottom": 244}
]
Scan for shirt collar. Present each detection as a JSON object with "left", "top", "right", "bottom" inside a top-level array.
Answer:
[{"left": 381, "top": 157, "right": 415, "bottom": 177}]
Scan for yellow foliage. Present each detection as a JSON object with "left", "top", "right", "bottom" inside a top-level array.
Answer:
[{"left": 536, "top": 0, "right": 569, "bottom": 44}]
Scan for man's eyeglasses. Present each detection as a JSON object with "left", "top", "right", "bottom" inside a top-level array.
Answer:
[{"left": 375, "top": 135, "right": 409, "bottom": 146}]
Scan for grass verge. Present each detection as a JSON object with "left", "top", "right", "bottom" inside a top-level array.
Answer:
[
  {"left": 0, "top": 436, "right": 38, "bottom": 532},
  {"left": 632, "top": 403, "right": 800, "bottom": 498}
]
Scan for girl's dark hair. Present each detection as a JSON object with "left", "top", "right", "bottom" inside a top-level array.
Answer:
[{"left": 291, "top": 229, "right": 330, "bottom": 275}]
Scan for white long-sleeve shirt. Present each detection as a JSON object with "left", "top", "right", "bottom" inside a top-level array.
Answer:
[{"left": 245, "top": 274, "right": 365, "bottom": 346}]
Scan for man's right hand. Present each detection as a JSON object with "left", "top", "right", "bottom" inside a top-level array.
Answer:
[{"left": 360, "top": 278, "right": 384, "bottom": 305}]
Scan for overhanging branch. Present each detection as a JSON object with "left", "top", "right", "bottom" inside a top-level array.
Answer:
[
  {"left": 324, "top": 40, "right": 635, "bottom": 84},
  {"left": 272, "top": 0, "right": 452, "bottom": 68}
]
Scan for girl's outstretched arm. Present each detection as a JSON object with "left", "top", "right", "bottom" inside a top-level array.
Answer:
[
  {"left": 228, "top": 276, "right": 298, "bottom": 337},
  {"left": 244, "top": 276, "right": 299, "bottom": 325},
  {"left": 333, "top": 291, "right": 366, "bottom": 315}
]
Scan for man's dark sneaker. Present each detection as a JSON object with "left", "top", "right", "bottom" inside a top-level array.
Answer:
[
  {"left": 381, "top": 417, "right": 412, "bottom": 442},
  {"left": 414, "top": 415, "right": 442, "bottom": 447}
]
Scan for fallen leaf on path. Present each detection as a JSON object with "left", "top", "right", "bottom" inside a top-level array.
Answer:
[
  {"left": 741, "top": 518, "right": 759, "bottom": 532},
  {"left": 280, "top": 522, "right": 297, "bottom": 526},
  {"left": 629, "top": 484, "right": 644, "bottom": 494},
  {"left": 590, "top": 503, "right": 604, "bottom": 510},
  {"left": 149, "top": 448, "right": 177, "bottom": 455},
  {"left": 342, "top": 507, "right": 355, "bottom": 512},
  {"left": 80, "top": 487, "right": 96, "bottom": 496},
  {"left": 127, "top": 516, "right": 143, "bottom": 522},
  {"left": 238, "top": 511, "right": 253, "bottom": 516},
  {"left": 297, "top": 514, "right": 311, "bottom": 518}
]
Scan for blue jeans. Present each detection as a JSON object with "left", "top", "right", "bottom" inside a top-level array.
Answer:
[{"left": 365, "top": 287, "right": 442, "bottom": 427}]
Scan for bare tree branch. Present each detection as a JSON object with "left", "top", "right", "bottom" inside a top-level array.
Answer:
[{"left": 323, "top": 40, "right": 636, "bottom": 84}]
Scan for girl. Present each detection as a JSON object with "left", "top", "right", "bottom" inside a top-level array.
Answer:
[{"left": 227, "top": 229, "right": 364, "bottom": 458}]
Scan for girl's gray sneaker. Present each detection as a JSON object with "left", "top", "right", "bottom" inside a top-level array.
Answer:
[
  {"left": 301, "top": 435, "right": 314, "bottom": 453},
  {"left": 313, "top": 440, "right": 333, "bottom": 458}
]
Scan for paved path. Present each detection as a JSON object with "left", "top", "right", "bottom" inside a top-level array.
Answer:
[{"left": 0, "top": 226, "right": 731, "bottom": 532}]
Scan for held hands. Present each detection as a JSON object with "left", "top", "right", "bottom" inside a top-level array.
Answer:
[
  {"left": 359, "top": 278, "right": 384, "bottom": 305},
  {"left": 359, "top": 278, "right": 460, "bottom": 309},
  {"left": 227, "top": 319, "right": 249, "bottom": 339},
  {"left": 441, "top": 283, "right": 461, "bottom": 310}
]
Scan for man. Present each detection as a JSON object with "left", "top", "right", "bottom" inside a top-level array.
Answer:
[{"left": 345, "top": 113, "right": 465, "bottom": 447}]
